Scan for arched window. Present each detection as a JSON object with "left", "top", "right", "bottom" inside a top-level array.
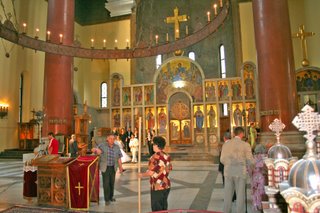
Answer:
[
  {"left": 19, "top": 74, "right": 23, "bottom": 122},
  {"left": 188, "top": 51, "right": 195, "bottom": 60},
  {"left": 156, "top": 54, "right": 162, "bottom": 69},
  {"left": 219, "top": 44, "right": 226, "bottom": 78},
  {"left": 219, "top": 45, "right": 228, "bottom": 115},
  {"left": 101, "top": 82, "right": 108, "bottom": 108}
]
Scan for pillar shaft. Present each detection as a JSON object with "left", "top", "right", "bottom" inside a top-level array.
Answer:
[
  {"left": 252, "top": 0, "right": 297, "bottom": 131},
  {"left": 43, "top": 0, "right": 74, "bottom": 135}
]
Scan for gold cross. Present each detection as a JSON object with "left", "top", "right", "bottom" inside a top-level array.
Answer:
[
  {"left": 292, "top": 25, "right": 315, "bottom": 67},
  {"left": 75, "top": 181, "right": 84, "bottom": 196},
  {"left": 79, "top": 163, "right": 84, "bottom": 166},
  {"left": 165, "top": 7, "right": 188, "bottom": 40}
]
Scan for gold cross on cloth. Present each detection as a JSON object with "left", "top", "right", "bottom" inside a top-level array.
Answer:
[
  {"left": 75, "top": 181, "right": 84, "bottom": 196},
  {"left": 165, "top": 7, "right": 188, "bottom": 40},
  {"left": 292, "top": 25, "right": 315, "bottom": 67}
]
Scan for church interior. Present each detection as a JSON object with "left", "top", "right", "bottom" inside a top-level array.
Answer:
[{"left": 0, "top": 0, "right": 320, "bottom": 212}]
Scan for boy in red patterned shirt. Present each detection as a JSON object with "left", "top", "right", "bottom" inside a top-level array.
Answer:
[{"left": 139, "top": 136, "right": 172, "bottom": 211}]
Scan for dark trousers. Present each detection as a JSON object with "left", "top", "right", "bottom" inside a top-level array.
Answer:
[
  {"left": 151, "top": 188, "right": 170, "bottom": 211},
  {"left": 102, "top": 166, "right": 115, "bottom": 202},
  {"left": 147, "top": 140, "right": 154, "bottom": 156}
]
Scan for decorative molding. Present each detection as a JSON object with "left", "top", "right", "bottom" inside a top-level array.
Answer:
[
  {"left": 0, "top": 1, "right": 230, "bottom": 59},
  {"left": 105, "top": 0, "right": 135, "bottom": 17}
]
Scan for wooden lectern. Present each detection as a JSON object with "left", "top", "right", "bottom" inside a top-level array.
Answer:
[{"left": 33, "top": 155, "right": 75, "bottom": 208}]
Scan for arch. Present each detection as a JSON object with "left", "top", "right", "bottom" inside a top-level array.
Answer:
[{"left": 153, "top": 56, "right": 205, "bottom": 105}]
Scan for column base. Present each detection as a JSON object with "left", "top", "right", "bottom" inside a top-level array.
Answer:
[{"left": 259, "top": 131, "right": 306, "bottom": 159}]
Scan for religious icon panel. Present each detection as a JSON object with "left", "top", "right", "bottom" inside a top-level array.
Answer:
[
  {"left": 144, "top": 85, "right": 154, "bottom": 105},
  {"left": 145, "top": 107, "right": 155, "bottom": 131},
  {"left": 232, "top": 103, "right": 244, "bottom": 127},
  {"left": 133, "top": 86, "right": 143, "bottom": 105},
  {"left": 122, "top": 87, "right": 131, "bottom": 106},
  {"left": 122, "top": 108, "right": 132, "bottom": 129},
  {"left": 157, "top": 107, "right": 167, "bottom": 135},
  {"left": 245, "top": 102, "right": 256, "bottom": 126},
  {"left": 206, "top": 104, "right": 217, "bottom": 133},
  {"left": 112, "top": 76, "right": 121, "bottom": 107},
  {"left": 205, "top": 81, "right": 216, "bottom": 102},
  {"left": 243, "top": 63, "right": 256, "bottom": 100},
  {"left": 134, "top": 107, "right": 142, "bottom": 129},
  {"left": 231, "top": 79, "right": 242, "bottom": 100},
  {"left": 112, "top": 109, "right": 121, "bottom": 128},
  {"left": 193, "top": 105, "right": 204, "bottom": 133},
  {"left": 217, "top": 80, "right": 230, "bottom": 101}
]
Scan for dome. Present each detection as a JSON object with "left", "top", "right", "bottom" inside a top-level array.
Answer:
[
  {"left": 268, "top": 143, "right": 292, "bottom": 159},
  {"left": 288, "top": 159, "right": 320, "bottom": 196}
]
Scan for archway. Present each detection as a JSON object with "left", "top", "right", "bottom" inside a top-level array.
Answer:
[{"left": 168, "top": 92, "right": 192, "bottom": 145}]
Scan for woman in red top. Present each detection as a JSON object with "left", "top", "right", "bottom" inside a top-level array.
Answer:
[{"left": 139, "top": 136, "right": 172, "bottom": 211}]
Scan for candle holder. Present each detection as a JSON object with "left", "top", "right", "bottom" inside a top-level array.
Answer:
[{"left": 0, "top": 106, "right": 9, "bottom": 119}]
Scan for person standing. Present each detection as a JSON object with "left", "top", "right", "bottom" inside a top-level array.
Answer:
[
  {"left": 47, "top": 132, "right": 59, "bottom": 155},
  {"left": 220, "top": 127, "right": 254, "bottom": 213},
  {"left": 124, "top": 127, "right": 133, "bottom": 153},
  {"left": 68, "top": 134, "right": 78, "bottom": 157},
  {"left": 146, "top": 129, "right": 154, "bottom": 156},
  {"left": 129, "top": 134, "right": 139, "bottom": 163},
  {"left": 139, "top": 136, "right": 172, "bottom": 211},
  {"left": 91, "top": 134, "right": 123, "bottom": 205}
]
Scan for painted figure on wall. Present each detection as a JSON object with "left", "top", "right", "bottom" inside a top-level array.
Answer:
[
  {"left": 146, "top": 108, "right": 155, "bottom": 130},
  {"left": 183, "top": 122, "right": 190, "bottom": 138},
  {"left": 114, "top": 110, "right": 120, "bottom": 127},
  {"left": 232, "top": 81, "right": 241, "bottom": 100},
  {"left": 233, "top": 104, "right": 243, "bottom": 127},
  {"left": 206, "top": 82, "right": 216, "bottom": 101},
  {"left": 134, "top": 108, "right": 142, "bottom": 129},
  {"left": 158, "top": 108, "right": 167, "bottom": 134},
  {"left": 156, "top": 58, "right": 203, "bottom": 104},
  {"left": 113, "top": 83, "right": 120, "bottom": 106},
  {"left": 123, "top": 109, "right": 131, "bottom": 130},
  {"left": 134, "top": 87, "right": 143, "bottom": 105},
  {"left": 145, "top": 86, "right": 154, "bottom": 105},
  {"left": 247, "top": 104, "right": 256, "bottom": 125},
  {"left": 194, "top": 106, "right": 204, "bottom": 132},
  {"left": 171, "top": 122, "right": 179, "bottom": 139},
  {"left": 245, "top": 74, "right": 254, "bottom": 99},
  {"left": 122, "top": 87, "right": 131, "bottom": 106},
  {"left": 207, "top": 106, "right": 216, "bottom": 130}
]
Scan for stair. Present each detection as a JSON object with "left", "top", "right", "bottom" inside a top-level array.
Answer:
[{"left": 0, "top": 149, "right": 33, "bottom": 159}]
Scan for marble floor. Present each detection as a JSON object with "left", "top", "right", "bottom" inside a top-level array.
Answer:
[{"left": 0, "top": 159, "right": 260, "bottom": 213}]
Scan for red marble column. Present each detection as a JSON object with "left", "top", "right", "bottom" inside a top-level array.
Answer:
[
  {"left": 252, "top": 0, "right": 298, "bottom": 131},
  {"left": 42, "top": 0, "right": 74, "bottom": 135}
]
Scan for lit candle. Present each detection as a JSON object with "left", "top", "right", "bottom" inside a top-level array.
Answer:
[
  {"left": 59, "top": 34, "right": 63, "bottom": 43},
  {"left": 103, "top": 39, "right": 106, "bottom": 48},
  {"left": 186, "top": 25, "right": 189, "bottom": 35},
  {"left": 207, "top": 11, "right": 211, "bottom": 22},
  {"left": 166, "top": 33, "right": 169, "bottom": 42},
  {"left": 115, "top": 39, "right": 118, "bottom": 48},
  {"left": 91, "top": 38, "right": 94, "bottom": 48},
  {"left": 155, "top": 35, "right": 159, "bottom": 44},
  {"left": 35, "top": 28, "right": 39, "bottom": 38},
  {"left": 47, "top": 31, "right": 51, "bottom": 41},
  {"left": 219, "top": 0, "right": 223, "bottom": 8},
  {"left": 126, "top": 39, "right": 129, "bottom": 48},
  {"left": 22, "top": 23, "right": 26, "bottom": 33},
  {"left": 214, "top": 4, "right": 218, "bottom": 16}
]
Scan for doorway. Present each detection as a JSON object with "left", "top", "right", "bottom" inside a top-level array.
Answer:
[{"left": 169, "top": 93, "right": 192, "bottom": 144}]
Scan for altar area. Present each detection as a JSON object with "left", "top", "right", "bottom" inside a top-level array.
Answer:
[{"left": 22, "top": 154, "right": 99, "bottom": 211}]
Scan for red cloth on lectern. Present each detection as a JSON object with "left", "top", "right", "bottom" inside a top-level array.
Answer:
[{"left": 68, "top": 156, "right": 99, "bottom": 210}]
